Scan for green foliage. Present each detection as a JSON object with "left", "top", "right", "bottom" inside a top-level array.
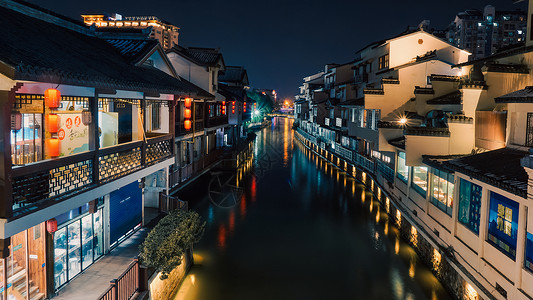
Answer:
[
  {"left": 246, "top": 89, "right": 275, "bottom": 115},
  {"left": 139, "top": 210, "right": 205, "bottom": 280}
]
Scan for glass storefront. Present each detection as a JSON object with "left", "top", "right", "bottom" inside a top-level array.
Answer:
[
  {"left": 430, "top": 169, "right": 454, "bottom": 216},
  {"left": 54, "top": 203, "right": 104, "bottom": 290},
  {"left": 487, "top": 192, "right": 519, "bottom": 259},
  {"left": 526, "top": 232, "right": 533, "bottom": 273},
  {"left": 411, "top": 166, "right": 428, "bottom": 197},
  {"left": 458, "top": 179, "right": 482, "bottom": 234},
  {"left": 397, "top": 152, "right": 408, "bottom": 183}
]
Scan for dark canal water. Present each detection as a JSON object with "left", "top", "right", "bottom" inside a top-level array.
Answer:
[{"left": 173, "top": 117, "right": 451, "bottom": 300}]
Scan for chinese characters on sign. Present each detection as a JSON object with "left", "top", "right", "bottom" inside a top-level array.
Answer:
[{"left": 496, "top": 204, "right": 513, "bottom": 237}]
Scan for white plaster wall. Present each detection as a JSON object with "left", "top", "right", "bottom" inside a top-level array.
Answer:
[
  {"left": 448, "top": 122, "right": 474, "bottom": 154},
  {"left": 389, "top": 31, "right": 469, "bottom": 67},
  {"left": 148, "top": 51, "right": 174, "bottom": 77},
  {"left": 405, "top": 135, "right": 449, "bottom": 166},
  {"left": 0, "top": 73, "right": 16, "bottom": 91},
  {"left": 455, "top": 223, "right": 480, "bottom": 254},
  {"left": 167, "top": 52, "right": 210, "bottom": 92}
]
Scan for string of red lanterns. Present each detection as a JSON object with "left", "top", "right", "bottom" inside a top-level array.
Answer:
[
  {"left": 45, "top": 88, "right": 61, "bottom": 157},
  {"left": 184, "top": 97, "right": 192, "bottom": 131}
]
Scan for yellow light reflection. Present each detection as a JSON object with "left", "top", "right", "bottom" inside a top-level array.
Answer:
[
  {"left": 395, "top": 238, "right": 400, "bottom": 254},
  {"left": 464, "top": 283, "right": 478, "bottom": 300}
]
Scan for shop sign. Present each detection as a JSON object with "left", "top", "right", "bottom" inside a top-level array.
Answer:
[{"left": 29, "top": 254, "right": 38, "bottom": 259}]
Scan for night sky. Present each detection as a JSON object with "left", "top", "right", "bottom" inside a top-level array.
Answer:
[{"left": 32, "top": 0, "right": 527, "bottom": 100}]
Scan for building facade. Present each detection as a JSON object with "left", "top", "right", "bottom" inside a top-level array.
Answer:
[
  {"left": 294, "top": 2, "right": 533, "bottom": 297},
  {"left": 82, "top": 13, "right": 180, "bottom": 50},
  {"left": 447, "top": 5, "right": 527, "bottom": 60}
]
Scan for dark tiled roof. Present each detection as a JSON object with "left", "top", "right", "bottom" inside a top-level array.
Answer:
[
  {"left": 430, "top": 74, "right": 461, "bottom": 82},
  {"left": 495, "top": 86, "right": 533, "bottom": 103},
  {"left": 0, "top": 5, "right": 213, "bottom": 98},
  {"left": 454, "top": 45, "right": 533, "bottom": 68},
  {"left": 168, "top": 45, "right": 223, "bottom": 67},
  {"left": 388, "top": 136, "right": 405, "bottom": 150},
  {"left": 414, "top": 87, "right": 434, "bottom": 95},
  {"left": 105, "top": 39, "right": 158, "bottom": 63},
  {"left": 218, "top": 84, "right": 246, "bottom": 102},
  {"left": 444, "top": 148, "right": 528, "bottom": 198},
  {"left": 486, "top": 63, "right": 529, "bottom": 74},
  {"left": 219, "top": 66, "right": 248, "bottom": 85},
  {"left": 427, "top": 91, "right": 462, "bottom": 105},
  {"left": 422, "top": 154, "right": 468, "bottom": 172}
]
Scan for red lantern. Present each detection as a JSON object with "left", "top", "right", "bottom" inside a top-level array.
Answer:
[
  {"left": 184, "top": 108, "right": 191, "bottom": 119},
  {"left": 184, "top": 120, "right": 192, "bottom": 130},
  {"left": 46, "top": 218, "right": 58, "bottom": 233},
  {"left": 48, "top": 138, "right": 60, "bottom": 157},
  {"left": 45, "top": 88, "right": 61, "bottom": 108},
  {"left": 48, "top": 113, "right": 60, "bottom": 133},
  {"left": 184, "top": 98, "right": 192, "bottom": 108}
]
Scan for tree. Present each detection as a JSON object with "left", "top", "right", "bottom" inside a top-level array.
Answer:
[{"left": 139, "top": 209, "right": 205, "bottom": 279}]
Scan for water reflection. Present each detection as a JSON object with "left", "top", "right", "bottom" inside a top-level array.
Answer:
[{"left": 174, "top": 117, "right": 450, "bottom": 300}]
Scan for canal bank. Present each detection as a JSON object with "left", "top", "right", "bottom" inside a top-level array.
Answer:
[
  {"left": 293, "top": 127, "right": 490, "bottom": 300},
  {"left": 172, "top": 117, "right": 451, "bottom": 300}
]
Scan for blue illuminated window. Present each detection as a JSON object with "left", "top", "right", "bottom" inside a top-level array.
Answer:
[
  {"left": 397, "top": 152, "right": 408, "bottom": 183},
  {"left": 526, "top": 233, "right": 533, "bottom": 273},
  {"left": 487, "top": 192, "right": 519, "bottom": 259},
  {"left": 458, "top": 179, "right": 482, "bottom": 234}
]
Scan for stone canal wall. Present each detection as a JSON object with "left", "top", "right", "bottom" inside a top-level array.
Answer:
[
  {"left": 294, "top": 130, "right": 490, "bottom": 300},
  {"left": 149, "top": 249, "right": 193, "bottom": 300}
]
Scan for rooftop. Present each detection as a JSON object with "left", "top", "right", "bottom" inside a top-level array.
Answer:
[
  {"left": 169, "top": 45, "right": 224, "bottom": 67},
  {"left": 495, "top": 86, "right": 533, "bottom": 103},
  {"left": 0, "top": 5, "right": 212, "bottom": 98},
  {"left": 443, "top": 148, "right": 528, "bottom": 198}
]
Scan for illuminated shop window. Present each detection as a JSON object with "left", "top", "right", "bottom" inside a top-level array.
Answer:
[
  {"left": 487, "top": 192, "right": 519, "bottom": 259},
  {"left": 526, "top": 233, "right": 533, "bottom": 273},
  {"left": 411, "top": 166, "right": 428, "bottom": 197},
  {"left": 397, "top": 152, "right": 408, "bottom": 183},
  {"left": 458, "top": 179, "right": 482, "bottom": 234},
  {"left": 430, "top": 169, "right": 454, "bottom": 216}
]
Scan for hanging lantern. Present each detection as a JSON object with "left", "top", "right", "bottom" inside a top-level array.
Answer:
[
  {"left": 184, "top": 97, "right": 192, "bottom": 108},
  {"left": 81, "top": 109, "right": 92, "bottom": 125},
  {"left": 46, "top": 218, "right": 58, "bottom": 233},
  {"left": 10, "top": 112, "right": 22, "bottom": 131},
  {"left": 48, "top": 138, "right": 60, "bottom": 157},
  {"left": 184, "top": 120, "right": 192, "bottom": 131},
  {"left": 47, "top": 113, "right": 60, "bottom": 133},
  {"left": 45, "top": 88, "right": 61, "bottom": 108},
  {"left": 184, "top": 108, "right": 191, "bottom": 119}
]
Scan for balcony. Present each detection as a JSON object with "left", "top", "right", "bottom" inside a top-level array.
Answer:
[
  {"left": 205, "top": 115, "right": 228, "bottom": 128},
  {"left": 175, "top": 120, "right": 205, "bottom": 136},
  {"left": 169, "top": 148, "right": 224, "bottom": 188},
  {"left": 11, "top": 134, "right": 174, "bottom": 218}
]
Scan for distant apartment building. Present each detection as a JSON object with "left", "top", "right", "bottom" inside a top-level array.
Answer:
[
  {"left": 82, "top": 13, "right": 179, "bottom": 49},
  {"left": 447, "top": 5, "right": 527, "bottom": 60}
]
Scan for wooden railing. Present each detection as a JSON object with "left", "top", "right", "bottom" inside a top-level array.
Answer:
[
  {"left": 97, "top": 258, "right": 141, "bottom": 300},
  {"left": 11, "top": 134, "right": 174, "bottom": 218},
  {"left": 159, "top": 193, "right": 188, "bottom": 213},
  {"left": 169, "top": 149, "right": 224, "bottom": 188}
]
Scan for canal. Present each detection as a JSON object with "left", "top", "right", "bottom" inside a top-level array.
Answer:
[{"left": 173, "top": 117, "right": 451, "bottom": 300}]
